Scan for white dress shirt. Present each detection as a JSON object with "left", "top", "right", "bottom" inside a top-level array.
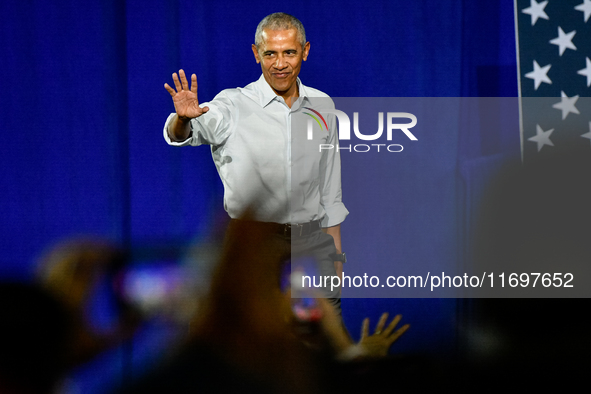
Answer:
[{"left": 163, "top": 74, "right": 348, "bottom": 227}]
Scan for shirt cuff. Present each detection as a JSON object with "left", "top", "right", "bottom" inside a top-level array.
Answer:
[
  {"left": 321, "top": 202, "right": 349, "bottom": 227},
  {"left": 163, "top": 113, "right": 193, "bottom": 146}
]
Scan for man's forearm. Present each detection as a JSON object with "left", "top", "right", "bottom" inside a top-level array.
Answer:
[
  {"left": 323, "top": 224, "right": 343, "bottom": 281},
  {"left": 168, "top": 114, "right": 192, "bottom": 142},
  {"left": 322, "top": 224, "right": 342, "bottom": 253}
]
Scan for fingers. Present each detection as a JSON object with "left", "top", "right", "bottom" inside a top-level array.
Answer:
[
  {"left": 179, "top": 69, "right": 189, "bottom": 91},
  {"left": 172, "top": 72, "right": 182, "bottom": 92},
  {"left": 383, "top": 314, "right": 402, "bottom": 336},
  {"left": 387, "top": 323, "right": 410, "bottom": 345},
  {"left": 360, "top": 317, "right": 369, "bottom": 340},
  {"left": 374, "top": 312, "right": 388, "bottom": 334},
  {"left": 168, "top": 70, "right": 198, "bottom": 97},
  {"left": 191, "top": 74, "right": 198, "bottom": 95},
  {"left": 164, "top": 83, "right": 176, "bottom": 97},
  {"left": 167, "top": 70, "right": 201, "bottom": 109}
]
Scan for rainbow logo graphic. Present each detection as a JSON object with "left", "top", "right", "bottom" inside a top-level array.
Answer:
[{"left": 303, "top": 107, "right": 328, "bottom": 131}]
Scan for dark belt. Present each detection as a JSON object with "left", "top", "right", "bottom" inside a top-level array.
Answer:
[
  {"left": 279, "top": 219, "right": 322, "bottom": 238},
  {"left": 229, "top": 218, "right": 322, "bottom": 238}
]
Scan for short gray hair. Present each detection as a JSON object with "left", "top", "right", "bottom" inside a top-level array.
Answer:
[{"left": 254, "top": 12, "right": 306, "bottom": 49}]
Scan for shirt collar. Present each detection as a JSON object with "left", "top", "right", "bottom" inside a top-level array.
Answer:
[{"left": 254, "top": 74, "right": 308, "bottom": 108}]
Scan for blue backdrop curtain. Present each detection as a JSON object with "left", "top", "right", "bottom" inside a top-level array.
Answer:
[{"left": 0, "top": 0, "right": 518, "bottom": 390}]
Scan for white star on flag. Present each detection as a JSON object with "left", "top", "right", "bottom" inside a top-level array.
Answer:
[
  {"left": 575, "top": 0, "right": 591, "bottom": 23},
  {"left": 549, "top": 27, "right": 577, "bottom": 56},
  {"left": 552, "top": 91, "right": 580, "bottom": 120},
  {"left": 517, "top": 0, "right": 591, "bottom": 157},
  {"left": 582, "top": 122, "right": 591, "bottom": 146},
  {"left": 577, "top": 57, "right": 591, "bottom": 87},
  {"left": 525, "top": 60, "right": 552, "bottom": 90},
  {"left": 522, "top": 0, "right": 549, "bottom": 26},
  {"left": 528, "top": 125, "right": 555, "bottom": 152}
]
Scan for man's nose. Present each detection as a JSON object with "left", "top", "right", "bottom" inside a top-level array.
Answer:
[{"left": 274, "top": 54, "right": 287, "bottom": 69}]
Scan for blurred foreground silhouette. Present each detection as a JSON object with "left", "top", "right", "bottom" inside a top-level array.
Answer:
[
  {"left": 463, "top": 149, "right": 591, "bottom": 389},
  {"left": 122, "top": 216, "right": 414, "bottom": 393},
  {"left": 5, "top": 147, "right": 589, "bottom": 392}
]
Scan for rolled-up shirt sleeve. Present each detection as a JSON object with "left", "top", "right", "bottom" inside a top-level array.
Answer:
[
  {"left": 163, "top": 113, "right": 193, "bottom": 146},
  {"left": 163, "top": 92, "right": 235, "bottom": 147},
  {"left": 319, "top": 112, "right": 349, "bottom": 228}
]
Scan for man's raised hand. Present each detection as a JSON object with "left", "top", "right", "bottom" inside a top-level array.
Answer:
[{"left": 164, "top": 69, "right": 209, "bottom": 120}]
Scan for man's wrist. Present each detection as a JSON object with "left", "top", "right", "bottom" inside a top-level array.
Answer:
[
  {"left": 330, "top": 252, "right": 347, "bottom": 263},
  {"left": 169, "top": 115, "right": 192, "bottom": 142},
  {"left": 177, "top": 114, "right": 192, "bottom": 123}
]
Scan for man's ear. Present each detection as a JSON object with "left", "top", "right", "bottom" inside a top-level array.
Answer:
[
  {"left": 252, "top": 44, "right": 261, "bottom": 64},
  {"left": 302, "top": 42, "right": 310, "bottom": 61}
]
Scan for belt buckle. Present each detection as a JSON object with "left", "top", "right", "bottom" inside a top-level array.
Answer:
[{"left": 288, "top": 223, "right": 304, "bottom": 237}]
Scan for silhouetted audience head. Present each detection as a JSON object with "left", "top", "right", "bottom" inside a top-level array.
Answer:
[{"left": 36, "top": 238, "right": 140, "bottom": 368}]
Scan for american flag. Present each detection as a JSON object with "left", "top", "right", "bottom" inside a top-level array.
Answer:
[{"left": 516, "top": 0, "right": 591, "bottom": 159}]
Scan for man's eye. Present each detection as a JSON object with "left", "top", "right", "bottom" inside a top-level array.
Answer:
[{"left": 264, "top": 53, "right": 275, "bottom": 57}]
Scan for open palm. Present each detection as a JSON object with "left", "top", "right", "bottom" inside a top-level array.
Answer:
[{"left": 164, "top": 69, "right": 209, "bottom": 119}]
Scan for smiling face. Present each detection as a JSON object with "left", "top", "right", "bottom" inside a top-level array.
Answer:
[{"left": 252, "top": 28, "right": 310, "bottom": 100}]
